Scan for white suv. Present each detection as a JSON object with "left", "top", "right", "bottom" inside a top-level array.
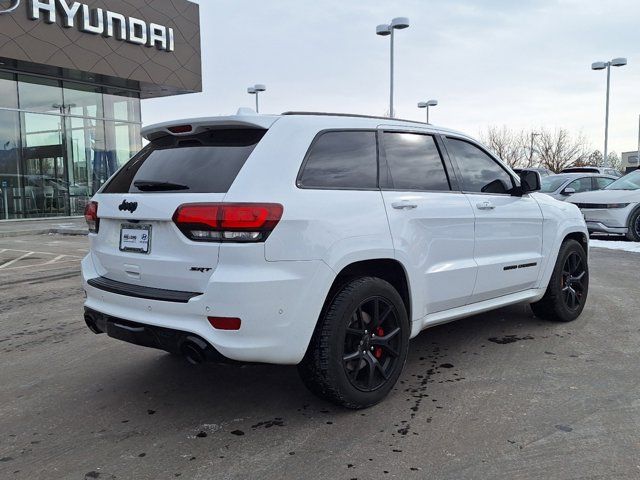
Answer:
[{"left": 82, "top": 111, "right": 589, "bottom": 408}]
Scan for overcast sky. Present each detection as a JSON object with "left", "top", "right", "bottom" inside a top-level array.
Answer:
[{"left": 143, "top": 0, "right": 640, "bottom": 155}]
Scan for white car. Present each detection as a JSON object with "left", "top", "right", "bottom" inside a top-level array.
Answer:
[
  {"left": 569, "top": 169, "right": 640, "bottom": 241},
  {"left": 82, "top": 111, "right": 590, "bottom": 408}
]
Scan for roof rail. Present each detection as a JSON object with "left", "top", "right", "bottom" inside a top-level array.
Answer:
[{"left": 281, "top": 111, "right": 429, "bottom": 126}]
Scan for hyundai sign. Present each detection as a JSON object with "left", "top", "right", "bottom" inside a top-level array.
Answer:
[{"left": 28, "top": 0, "right": 175, "bottom": 52}]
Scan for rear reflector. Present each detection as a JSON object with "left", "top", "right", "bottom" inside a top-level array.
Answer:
[
  {"left": 173, "top": 203, "right": 283, "bottom": 243},
  {"left": 84, "top": 201, "right": 99, "bottom": 233},
  {"left": 208, "top": 316, "right": 242, "bottom": 330}
]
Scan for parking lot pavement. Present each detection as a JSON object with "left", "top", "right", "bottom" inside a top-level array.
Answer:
[{"left": 1, "top": 236, "right": 639, "bottom": 480}]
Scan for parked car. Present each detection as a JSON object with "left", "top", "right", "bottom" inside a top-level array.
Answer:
[
  {"left": 82, "top": 111, "right": 590, "bottom": 408},
  {"left": 569, "top": 169, "right": 640, "bottom": 241},
  {"left": 513, "top": 167, "right": 553, "bottom": 177},
  {"left": 540, "top": 173, "right": 616, "bottom": 201},
  {"left": 561, "top": 166, "right": 623, "bottom": 178}
]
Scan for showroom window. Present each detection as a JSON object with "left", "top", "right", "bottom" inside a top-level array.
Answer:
[{"left": 0, "top": 73, "right": 142, "bottom": 220}]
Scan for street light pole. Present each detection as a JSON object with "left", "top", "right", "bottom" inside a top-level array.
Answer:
[
  {"left": 247, "top": 84, "right": 266, "bottom": 113},
  {"left": 417, "top": 100, "right": 438, "bottom": 124},
  {"left": 637, "top": 114, "right": 640, "bottom": 172},
  {"left": 529, "top": 132, "right": 540, "bottom": 166},
  {"left": 389, "top": 28, "right": 394, "bottom": 118},
  {"left": 377, "top": 17, "right": 409, "bottom": 118},
  {"left": 592, "top": 57, "right": 627, "bottom": 168},
  {"left": 604, "top": 63, "right": 611, "bottom": 168}
]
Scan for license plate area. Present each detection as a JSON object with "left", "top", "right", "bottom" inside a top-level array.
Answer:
[{"left": 120, "top": 224, "right": 152, "bottom": 254}]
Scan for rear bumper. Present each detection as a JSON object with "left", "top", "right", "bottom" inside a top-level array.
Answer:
[
  {"left": 84, "top": 307, "right": 227, "bottom": 362},
  {"left": 81, "top": 253, "right": 335, "bottom": 365}
]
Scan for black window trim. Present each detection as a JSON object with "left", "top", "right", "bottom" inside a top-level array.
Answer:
[
  {"left": 296, "top": 128, "right": 381, "bottom": 191},
  {"left": 441, "top": 135, "right": 520, "bottom": 197},
  {"left": 377, "top": 129, "right": 458, "bottom": 193}
]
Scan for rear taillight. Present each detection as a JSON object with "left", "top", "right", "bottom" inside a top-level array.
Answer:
[
  {"left": 173, "top": 203, "right": 283, "bottom": 243},
  {"left": 84, "top": 201, "right": 99, "bottom": 234}
]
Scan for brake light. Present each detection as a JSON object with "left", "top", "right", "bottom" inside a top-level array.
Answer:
[
  {"left": 168, "top": 125, "right": 193, "bottom": 134},
  {"left": 173, "top": 203, "right": 283, "bottom": 242},
  {"left": 84, "top": 201, "right": 99, "bottom": 233}
]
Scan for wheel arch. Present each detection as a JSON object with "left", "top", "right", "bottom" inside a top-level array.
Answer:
[
  {"left": 563, "top": 231, "right": 589, "bottom": 257},
  {"left": 537, "top": 221, "right": 589, "bottom": 295},
  {"left": 324, "top": 258, "right": 412, "bottom": 322},
  {"left": 299, "top": 257, "right": 413, "bottom": 365}
]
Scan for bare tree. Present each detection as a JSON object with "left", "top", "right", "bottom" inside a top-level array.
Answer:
[
  {"left": 606, "top": 152, "right": 623, "bottom": 171},
  {"left": 581, "top": 150, "right": 623, "bottom": 171},
  {"left": 535, "top": 128, "right": 589, "bottom": 173},
  {"left": 581, "top": 150, "right": 603, "bottom": 167},
  {"left": 480, "top": 126, "right": 529, "bottom": 168}
]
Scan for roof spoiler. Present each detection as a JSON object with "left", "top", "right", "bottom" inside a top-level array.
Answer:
[{"left": 141, "top": 110, "right": 279, "bottom": 141}]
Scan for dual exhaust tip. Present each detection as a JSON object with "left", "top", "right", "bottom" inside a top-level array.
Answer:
[
  {"left": 84, "top": 310, "right": 212, "bottom": 365},
  {"left": 179, "top": 336, "right": 209, "bottom": 365}
]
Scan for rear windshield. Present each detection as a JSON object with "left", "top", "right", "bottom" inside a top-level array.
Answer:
[{"left": 103, "top": 128, "right": 266, "bottom": 194}]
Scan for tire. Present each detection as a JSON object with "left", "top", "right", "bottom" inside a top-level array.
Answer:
[
  {"left": 625, "top": 208, "right": 640, "bottom": 242},
  {"left": 298, "top": 276, "right": 410, "bottom": 409},
  {"left": 530, "top": 239, "right": 589, "bottom": 322}
]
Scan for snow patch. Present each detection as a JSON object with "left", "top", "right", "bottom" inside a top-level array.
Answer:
[{"left": 590, "top": 240, "right": 640, "bottom": 253}]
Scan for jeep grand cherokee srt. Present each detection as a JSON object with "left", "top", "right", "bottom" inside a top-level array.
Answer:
[{"left": 82, "top": 111, "right": 589, "bottom": 408}]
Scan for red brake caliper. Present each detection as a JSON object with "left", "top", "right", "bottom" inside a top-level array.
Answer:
[{"left": 374, "top": 327, "right": 385, "bottom": 359}]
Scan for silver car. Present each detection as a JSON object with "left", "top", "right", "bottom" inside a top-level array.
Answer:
[
  {"left": 569, "top": 170, "right": 640, "bottom": 241},
  {"left": 539, "top": 173, "right": 616, "bottom": 201}
]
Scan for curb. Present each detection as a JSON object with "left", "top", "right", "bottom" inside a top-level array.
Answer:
[
  {"left": 0, "top": 229, "right": 50, "bottom": 238},
  {"left": 0, "top": 228, "right": 88, "bottom": 238},
  {"left": 49, "top": 228, "right": 88, "bottom": 236}
]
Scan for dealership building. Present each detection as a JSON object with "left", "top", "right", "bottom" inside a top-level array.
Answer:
[{"left": 0, "top": 0, "right": 201, "bottom": 220}]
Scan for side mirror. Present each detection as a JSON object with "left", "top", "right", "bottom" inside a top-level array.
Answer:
[
  {"left": 517, "top": 170, "right": 541, "bottom": 194},
  {"left": 562, "top": 187, "right": 576, "bottom": 196}
]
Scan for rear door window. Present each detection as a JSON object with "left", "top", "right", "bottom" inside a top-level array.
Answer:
[
  {"left": 298, "top": 131, "right": 378, "bottom": 189},
  {"left": 103, "top": 128, "right": 266, "bottom": 194},
  {"left": 381, "top": 132, "right": 450, "bottom": 191}
]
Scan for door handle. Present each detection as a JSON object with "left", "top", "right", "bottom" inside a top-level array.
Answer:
[
  {"left": 392, "top": 201, "right": 418, "bottom": 210},
  {"left": 476, "top": 201, "right": 495, "bottom": 210}
]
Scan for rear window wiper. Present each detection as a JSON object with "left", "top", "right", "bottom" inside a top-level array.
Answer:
[{"left": 134, "top": 180, "right": 190, "bottom": 191}]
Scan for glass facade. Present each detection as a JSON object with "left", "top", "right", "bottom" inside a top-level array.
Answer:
[{"left": 0, "top": 72, "right": 142, "bottom": 219}]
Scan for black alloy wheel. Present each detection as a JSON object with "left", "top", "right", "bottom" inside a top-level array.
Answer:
[
  {"left": 342, "top": 297, "right": 402, "bottom": 392},
  {"left": 530, "top": 239, "right": 589, "bottom": 322},
  {"left": 561, "top": 252, "right": 587, "bottom": 311},
  {"left": 298, "top": 276, "right": 410, "bottom": 409}
]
